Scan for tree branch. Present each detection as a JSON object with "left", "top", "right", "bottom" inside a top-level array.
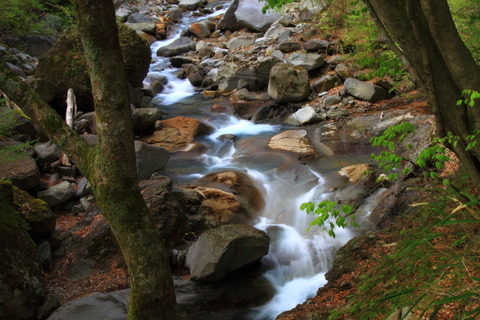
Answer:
[{"left": 0, "top": 58, "right": 93, "bottom": 175}]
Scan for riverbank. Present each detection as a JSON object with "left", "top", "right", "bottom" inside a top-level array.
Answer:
[{"left": 1, "top": 0, "right": 478, "bottom": 319}]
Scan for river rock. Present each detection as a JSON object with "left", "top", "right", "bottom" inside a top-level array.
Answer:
[
  {"left": 179, "top": 0, "right": 207, "bottom": 10},
  {"left": 335, "top": 63, "right": 353, "bottom": 80},
  {"left": 188, "top": 21, "right": 211, "bottom": 39},
  {"left": 134, "top": 141, "right": 169, "bottom": 181},
  {"left": 285, "top": 106, "right": 321, "bottom": 125},
  {"left": 0, "top": 181, "right": 47, "bottom": 320},
  {"left": 268, "top": 63, "right": 310, "bottom": 103},
  {"left": 195, "top": 170, "right": 265, "bottom": 215},
  {"left": 324, "top": 95, "right": 342, "bottom": 107},
  {"left": 219, "top": 0, "right": 283, "bottom": 32},
  {"left": 37, "top": 181, "right": 75, "bottom": 207},
  {"left": 186, "top": 224, "right": 270, "bottom": 281},
  {"left": 124, "top": 22, "right": 157, "bottom": 34},
  {"left": 344, "top": 78, "right": 389, "bottom": 102},
  {"left": 0, "top": 141, "right": 40, "bottom": 190},
  {"left": 193, "top": 187, "right": 250, "bottom": 227},
  {"left": 304, "top": 39, "right": 329, "bottom": 52},
  {"left": 127, "top": 12, "right": 151, "bottom": 23},
  {"left": 132, "top": 107, "right": 163, "bottom": 132},
  {"left": 46, "top": 289, "right": 129, "bottom": 320},
  {"left": 216, "top": 53, "right": 280, "bottom": 92},
  {"left": 140, "top": 176, "right": 197, "bottom": 250},
  {"left": 36, "top": 24, "right": 150, "bottom": 113},
  {"left": 278, "top": 40, "right": 301, "bottom": 53},
  {"left": 156, "top": 37, "right": 196, "bottom": 57},
  {"left": 268, "top": 130, "right": 316, "bottom": 154},
  {"left": 226, "top": 34, "right": 257, "bottom": 50},
  {"left": 287, "top": 52, "right": 325, "bottom": 71},
  {"left": 143, "top": 116, "right": 213, "bottom": 152},
  {"left": 312, "top": 74, "right": 342, "bottom": 93}
]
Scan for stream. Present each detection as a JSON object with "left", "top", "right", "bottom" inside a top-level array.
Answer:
[{"left": 144, "top": 3, "right": 382, "bottom": 319}]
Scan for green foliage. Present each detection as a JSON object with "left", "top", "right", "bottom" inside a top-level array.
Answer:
[
  {"left": 301, "top": 200, "right": 357, "bottom": 238},
  {"left": 0, "top": 0, "right": 74, "bottom": 36},
  {"left": 449, "top": 0, "right": 480, "bottom": 63},
  {"left": 370, "top": 122, "right": 416, "bottom": 181},
  {"left": 457, "top": 89, "right": 480, "bottom": 108}
]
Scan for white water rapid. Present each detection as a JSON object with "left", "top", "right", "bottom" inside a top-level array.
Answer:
[{"left": 146, "top": 3, "right": 384, "bottom": 320}]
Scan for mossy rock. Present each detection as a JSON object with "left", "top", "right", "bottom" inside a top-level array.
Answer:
[
  {"left": 35, "top": 22, "right": 151, "bottom": 113},
  {"left": 13, "top": 185, "right": 56, "bottom": 242},
  {"left": 0, "top": 180, "right": 47, "bottom": 320}
]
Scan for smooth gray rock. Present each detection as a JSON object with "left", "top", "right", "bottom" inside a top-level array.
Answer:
[
  {"left": 285, "top": 106, "right": 321, "bottom": 125},
  {"left": 46, "top": 290, "right": 130, "bottom": 320},
  {"left": 344, "top": 78, "right": 390, "bottom": 102},
  {"left": 37, "top": 181, "right": 75, "bottom": 207},
  {"left": 76, "top": 177, "right": 92, "bottom": 198},
  {"left": 124, "top": 22, "right": 156, "bottom": 34},
  {"left": 157, "top": 37, "right": 196, "bottom": 57},
  {"left": 304, "top": 39, "right": 329, "bottom": 52},
  {"left": 18, "top": 35, "right": 55, "bottom": 56},
  {"left": 324, "top": 95, "right": 342, "bottom": 106},
  {"left": 179, "top": 0, "right": 207, "bottom": 10},
  {"left": 226, "top": 34, "right": 256, "bottom": 50},
  {"left": 34, "top": 141, "right": 62, "bottom": 163},
  {"left": 127, "top": 12, "right": 151, "bottom": 23},
  {"left": 278, "top": 41, "right": 301, "bottom": 53},
  {"left": 287, "top": 52, "right": 325, "bottom": 71},
  {"left": 312, "top": 74, "right": 342, "bottom": 92},
  {"left": 268, "top": 63, "right": 310, "bottom": 103},
  {"left": 132, "top": 108, "right": 163, "bottom": 132},
  {"left": 186, "top": 224, "right": 270, "bottom": 281},
  {"left": 134, "top": 141, "right": 169, "bottom": 180},
  {"left": 335, "top": 63, "right": 353, "bottom": 80},
  {"left": 219, "top": 0, "right": 283, "bottom": 32}
]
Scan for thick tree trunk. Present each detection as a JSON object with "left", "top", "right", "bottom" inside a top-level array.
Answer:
[
  {"left": 1, "top": 0, "right": 179, "bottom": 318},
  {"left": 73, "top": 0, "right": 178, "bottom": 319},
  {"left": 363, "top": 0, "right": 480, "bottom": 185}
]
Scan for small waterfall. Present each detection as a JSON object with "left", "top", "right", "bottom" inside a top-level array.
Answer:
[{"left": 145, "top": 3, "right": 385, "bottom": 319}]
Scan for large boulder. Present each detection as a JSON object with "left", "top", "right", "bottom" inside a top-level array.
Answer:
[
  {"left": 46, "top": 289, "right": 129, "bottom": 320},
  {"left": 0, "top": 107, "right": 37, "bottom": 138},
  {"left": 134, "top": 141, "right": 169, "bottom": 180},
  {"left": 142, "top": 116, "right": 214, "bottom": 152},
  {"left": 0, "top": 181, "right": 47, "bottom": 320},
  {"left": 216, "top": 53, "right": 280, "bottom": 92},
  {"left": 35, "top": 24, "right": 150, "bottom": 112},
  {"left": 343, "top": 78, "right": 390, "bottom": 102},
  {"left": 268, "top": 63, "right": 310, "bottom": 103},
  {"left": 0, "top": 141, "right": 40, "bottom": 190},
  {"left": 186, "top": 224, "right": 270, "bottom": 281},
  {"left": 156, "top": 37, "right": 196, "bottom": 57},
  {"left": 219, "top": 0, "right": 283, "bottom": 32}
]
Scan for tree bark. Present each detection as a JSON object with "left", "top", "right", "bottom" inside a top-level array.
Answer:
[
  {"left": 72, "top": 0, "right": 178, "bottom": 318},
  {"left": 363, "top": 0, "right": 480, "bottom": 185},
  {"left": 0, "top": 0, "right": 179, "bottom": 318}
]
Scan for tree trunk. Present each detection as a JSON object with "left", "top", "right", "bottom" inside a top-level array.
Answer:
[
  {"left": 72, "top": 0, "right": 178, "bottom": 318},
  {"left": 0, "top": 0, "right": 179, "bottom": 318},
  {"left": 363, "top": 0, "right": 480, "bottom": 185}
]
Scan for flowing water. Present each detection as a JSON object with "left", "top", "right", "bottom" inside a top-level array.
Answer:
[{"left": 145, "top": 4, "right": 383, "bottom": 319}]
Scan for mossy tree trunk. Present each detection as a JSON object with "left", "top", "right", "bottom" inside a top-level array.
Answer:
[
  {"left": 0, "top": 0, "right": 178, "bottom": 319},
  {"left": 363, "top": 0, "right": 480, "bottom": 185}
]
